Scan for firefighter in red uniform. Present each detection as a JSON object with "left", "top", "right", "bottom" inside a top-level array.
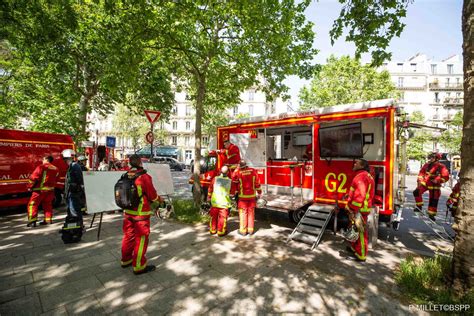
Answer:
[
  {"left": 120, "top": 154, "right": 164, "bottom": 275},
  {"left": 446, "top": 182, "right": 461, "bottom": 217},
  {"left": 232, "top": 160, "right": 262, "bottom": 236},
  {"left": 26, "top": 155, "right": 59, "bottom": 227},
  {"left": 413, "top": 152, "right": 449, "bottom": 221},
  {"left": 222, "top": 139, "right": 241, "bottom": 176},
  {"left": 207, "top": 166, "right": 232, "bottom": 236},
  {"left": 344, "top": 158, "right": 375, "bottom": 262}
]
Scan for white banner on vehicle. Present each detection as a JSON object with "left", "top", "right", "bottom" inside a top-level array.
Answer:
[{"left": 83, "top": 163, "right": 174, "bottom": 214}]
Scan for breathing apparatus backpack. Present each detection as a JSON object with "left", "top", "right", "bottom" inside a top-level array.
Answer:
[{"left": 114, "top": 170, "right": 146, "bottom": 209}]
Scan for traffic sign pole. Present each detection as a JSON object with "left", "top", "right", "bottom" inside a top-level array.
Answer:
[
  {"left": 144, "top": 110, "right": 161, "bottom": 162},
  {"left": 150, "top": 123, "right": 154, "bottom": 161}
]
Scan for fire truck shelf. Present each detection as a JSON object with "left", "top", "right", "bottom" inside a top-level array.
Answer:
[
  {"left": 263, "top": 194, "right": 311, "bottom": 211},
  {"left": 287, "top": 204, "right": 334, "bottom": 250}
]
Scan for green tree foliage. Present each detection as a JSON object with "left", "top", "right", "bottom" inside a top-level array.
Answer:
[
  {"left": 439, "top": 110, "right": 463, "bottom": 155},
  {"left": 406, "top": 111, "right": 431, "bottom": 162},
  {"left": 132, "top": 0, "right": 316, "bottom": 203},
  {"left": 299, "top": 55, "right": 399, "bottom": 109},
  {"left": 111, "top": 104, "right": 150, "bottom": 152},
  {"left": 0, "top": 1, "right": 174, "bottom": 139},
  {"left": 330, "top": 0, "right": 412, "bottom": 66}
]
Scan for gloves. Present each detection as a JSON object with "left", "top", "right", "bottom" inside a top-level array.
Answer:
[{"left": 353, "top": 213, "right": 365, "bottom": 233}]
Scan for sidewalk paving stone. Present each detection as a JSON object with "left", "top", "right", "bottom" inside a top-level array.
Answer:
[{"left": 0, "top": 207, "right": 437, "bottom": 315}]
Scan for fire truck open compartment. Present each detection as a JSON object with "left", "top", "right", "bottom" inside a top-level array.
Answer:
[{"left": 217, "top": 99, "right": 402, "bottom": 226}]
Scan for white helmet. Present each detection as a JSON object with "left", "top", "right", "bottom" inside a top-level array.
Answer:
[
  {"left": 256, "top": 198, "right": 267, "bottom": 208},
  {"left": 341, "top": 226, "right": 359, "bottom": 243},
  {"left": 61, "top": 149, "right": 76, "bottom": 158},
  {"left": 77, "top": 155, "right": 87, "bottom": 161}
]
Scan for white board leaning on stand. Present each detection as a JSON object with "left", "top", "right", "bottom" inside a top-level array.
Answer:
[{"left": 83, "top": 163, "right": 174, "bottom": 214}]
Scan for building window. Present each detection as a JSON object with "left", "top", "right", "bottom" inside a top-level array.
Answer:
[
  {"left": 397, "top": 77, "right": 404, "bottom": 88},
  {"left": 397, "top": 63, "right": 403, "bottom": 71},
  {"left": 410, "top": 63, "right": 417, "bottom": 72},
  {"left": 456, "top": 78, "right": 461, "bottom": 86},
  {"left": 431, "top": 64, "right": 437, "bottom": 74},
  {"left": 171, "top": 136, "right": 177, "bottom": 146},
  {"left": 233, "top": 106, "right": 238, "bottom": 116},
  {"left": 186, "top": 105, "right": 192, "bottom": 116},
  {"left": 186, "top": 121, "right": 190, "bottom": 130},
  {"left": 172, "top": 121, "right": 177, "bottom": 130},
  {"left": 202, "top": 136, "right": 209, "bottom": 146},
  {"left": 172, "top": 106, "right": 177, "bottom": 115},
  {"left": 446, "top": 78, "right": 450, "bottom": 87},
  {"left": 184, "top": 136, "right": 190, "bottom": 146},
  {"left": 447, "top": 64, "right": 454, "bottom": 74},
  {"left": 185, "top": 150, "right": 192, "bottom": 160},
  {"left": 249, "top": 104, "right": 254, "bottom": 116},
  {"left": 248, "top": 90, "right": 255, "bottom": 101},
  {"left": 434, "top": 92, "right": 439, "bottom": 103}
]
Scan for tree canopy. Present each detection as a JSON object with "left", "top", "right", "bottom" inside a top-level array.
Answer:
[
  {"left": 0, "top": 0, "right": 174, "bottom": 139},
  {"left": 299, "top": 55, "right": 399, "bottom": 109}
]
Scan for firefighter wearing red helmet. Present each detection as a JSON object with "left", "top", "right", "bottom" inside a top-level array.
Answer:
[
  {"left": 413, "top": 152, "right": 449, "bottom": 221},
  {"left": 120, "top": 154, "right": 164, "bottom": 275},
  {"left": 232, "top": 160, "right": 262, "bottom": 236},
  {"left": 344, "top": 158, "right": 375, "bottom": 262},
  {"left": 26, "top": 155, "right": 59, "bottom": 227},
  {"left": 207, "top": 166, "right": 232, "bottom": 236}
]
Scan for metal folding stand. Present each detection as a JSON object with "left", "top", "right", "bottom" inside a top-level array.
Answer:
[{"left": 89, "top": 212, "right": 104, "bottom": 241}]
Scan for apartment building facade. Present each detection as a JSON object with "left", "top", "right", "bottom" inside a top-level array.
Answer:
[
  {"left": 88, "top": 88, "right": 289, "bottom": 164},
  {"left": 382, "top": 54, "right": 463, "bottom": 128}
]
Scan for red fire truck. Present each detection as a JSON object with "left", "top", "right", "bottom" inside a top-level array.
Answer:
[
  {"left": 198, "top": 99, "right": 405, "bottom": 229},
  {"left": 0, "top": 129, "right": 75, "bottom": 209}
]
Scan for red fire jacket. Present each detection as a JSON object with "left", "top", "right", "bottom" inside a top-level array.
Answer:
[
  {"left": 447, "top": 182, "right": 461, "bottom": 209},
  {"left": 224, "top": 143, "right": 241, "bottom": 166},
  {"left": 28, "top": 162, "right": 59, "bottom": 191},
  {"left": 417, "top": 161, "right": 449, "bottom": 189},
  {"left": 346, "top": 170, "right": 375, "bottom": 214},
  {"left": 232, "top": 167, "right": 262, "bottom": 200},
  {"left": 123, "top": 168, "right": 162, "bottom": 218}
]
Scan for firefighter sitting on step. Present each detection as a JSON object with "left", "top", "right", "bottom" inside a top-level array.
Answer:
[
  {"left": 232, "top": 160, "right": 262, "bottom": 236},
  {"left": 413, "top": 152, "right": 449, "bottom": 221},
  {"left": 221, "top": 139, "right": 241, "bottom": 176},
  {"left": 344, "top": 158, "right": 375, "bottom": 262},
  {"left": 207, "top": 166, "right": 233, "bottom": 236},
  {"left": 26, "top": 155, "right": 59, "bottom": 227},
  {"left": 446, "top": 182, "right": 461, "bottom": 217}
]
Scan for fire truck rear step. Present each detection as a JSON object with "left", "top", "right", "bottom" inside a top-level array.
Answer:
[{"left": 287, "top": 204, "right": 334, "bottom": 250}]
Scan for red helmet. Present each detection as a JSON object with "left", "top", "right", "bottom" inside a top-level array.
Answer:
[{"left": 428, "top": 152, "right": 442, "bottom": 160}]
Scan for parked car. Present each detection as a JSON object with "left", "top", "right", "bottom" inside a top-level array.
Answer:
[{"left": 153, "top": 156, "right": 185, "bottom": 171}]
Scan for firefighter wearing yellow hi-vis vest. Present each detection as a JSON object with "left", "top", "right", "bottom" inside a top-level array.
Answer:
[
  {"left": 344, "top": 158, "right": 375, "bottom": 262},
  {"left": 207, "top": 166, "right": 232, "bottom": 236}
]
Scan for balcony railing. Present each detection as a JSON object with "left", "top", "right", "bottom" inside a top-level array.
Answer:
[
  {"left": 443, "top": 98, "right": 464, "bottom": 107},
  {"left": 429, "top": 83, "right": 463, "bottom": 90},
  {"left": 397, "top": 85, "right": 426, "bottom": 90}
]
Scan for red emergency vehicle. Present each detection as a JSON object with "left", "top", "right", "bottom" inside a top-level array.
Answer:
[
  {"left": 198, "top": 99, "right": 404, "bottom": 228},
  {"left": 0, "top": 129, "right": 75, "bottom": 209}
]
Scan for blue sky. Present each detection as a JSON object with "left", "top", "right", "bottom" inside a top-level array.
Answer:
[{"left": 285, "top": 0, "right": 463, "bottom": 105}]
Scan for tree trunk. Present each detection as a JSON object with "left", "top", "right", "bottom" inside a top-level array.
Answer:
[
  {"left": 451, "top": 0, "right": 474, "bottom": 296},
  {"left": 78, "top": 95, "right": 89, "bottom": 138},
  {"left": 192, "top": 78, "right": 205, "bottom": 206}
]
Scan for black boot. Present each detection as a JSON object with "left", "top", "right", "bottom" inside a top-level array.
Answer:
[
  {"left": 134, "top": 265, "right": 156, "bottom": 275},
  {"left": 27, "top": 221, "right": 37, "bottom": 227}
]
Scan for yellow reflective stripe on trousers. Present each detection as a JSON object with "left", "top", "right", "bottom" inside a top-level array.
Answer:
[
  {"left": 218, "top": 218, "right": 227, "bottom": 235},
  {"left": 134, "top": 235, "right": 146, "bottom": 272},
  {"left": 28, "top": 201, "right": 36, "bottom": 221},
  {"left": 354, "top": 230, "right": 366, "bottom": 260}
]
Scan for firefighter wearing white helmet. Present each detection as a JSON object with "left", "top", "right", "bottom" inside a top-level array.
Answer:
[{"left": 62, "top": 149, "right": 85, "bottom": 224}]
